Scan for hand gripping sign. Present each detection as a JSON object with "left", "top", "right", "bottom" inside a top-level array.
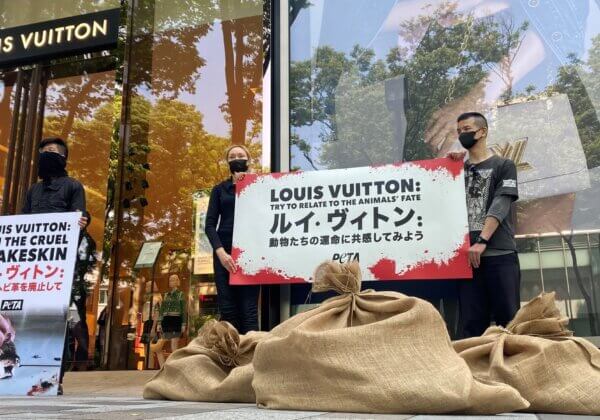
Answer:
[{"left": 231, "top": 158, "right": 471, "bottom": 285}]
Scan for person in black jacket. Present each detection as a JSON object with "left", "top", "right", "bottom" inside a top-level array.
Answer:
[
  {"left": 22, "top": 137, "right": 88, "bottom": 228},
  {"left": 205, "top": 144, "right": 259, "bottom": 334},
  {"left": 21, "top": 137, "right": 88, "bottom": 393}
]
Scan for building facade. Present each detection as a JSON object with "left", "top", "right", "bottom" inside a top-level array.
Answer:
[{"left": 1, "top": 0, "right": 600, "bottom": 370}]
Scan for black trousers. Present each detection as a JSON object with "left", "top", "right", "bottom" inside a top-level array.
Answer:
[
  {"left": 214, "top": 244, "right": 259, "bottom": 334},
  {"left": 59, "top": 324, "right": 72, "bottom": 384},
  {"left": 459, "top": 252, "right": 521, "bottom": 338}
]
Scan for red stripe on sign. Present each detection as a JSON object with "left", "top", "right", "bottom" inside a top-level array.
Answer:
[
  {"left": 234, "top": 173, "right": 259, "bottom": 197},
  {"left": 229, "top": 247, "right": 305, "bottom": 284},
  {"left": 406, "top": 157, "right": 464, "bottom": 179},
  {"left": 368, "top": 234, "right": 472, "bottom": 280}
]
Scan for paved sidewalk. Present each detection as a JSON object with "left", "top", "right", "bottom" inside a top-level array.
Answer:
[{"left": 0, "top": 371, "right": 597, "bottom": 419}]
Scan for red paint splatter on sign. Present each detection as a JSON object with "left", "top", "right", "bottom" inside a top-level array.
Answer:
[
  {"left": 234, "top": 173, "right": 259, "bottom": 196},
  {"left": 408, "top": 157, "right": 463, "bottom": 179},
  {"left": 368, "top": 234, "right": 471, "bottom": 280},
  {"left": 230, "top": 247, "right": 306, "bottom": 285}
]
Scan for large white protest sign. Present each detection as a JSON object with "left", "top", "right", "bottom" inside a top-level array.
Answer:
[
  {"left": 231, "top": 158, "right": 471, "bottom": 285},
  {"left": 0, "top": 212, "right": 80, "bottom": 396}
]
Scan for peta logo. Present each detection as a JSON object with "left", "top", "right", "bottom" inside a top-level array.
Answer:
[
  {"left": 1, "top": 300, "right": 23, "bottom": 311},
  {"left": 503, "top": 179, "right": 517, "bottom": 188},
  {"left": 332, "top": 253, "right": 360, "bottom": 263}
]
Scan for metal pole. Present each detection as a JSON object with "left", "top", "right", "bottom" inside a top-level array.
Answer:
[
  {"left": 277, "top": 0, "right": 291, "bottom": 323},
  {"left": 8, "top": 71, "right": 31, "bottom": 214},
  {"left": 17, "top": 65, "right": 42, "bottom": 211},
  {"left": 29, "top": 68, "right": 48, "bottom": 189},
  {"left": 1, "top": 70, "right": 24, "bottom": 215}
]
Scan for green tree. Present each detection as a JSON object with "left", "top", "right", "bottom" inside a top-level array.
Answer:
[{"left": 289, "top": 3, "right": 508, "bottom": 169}]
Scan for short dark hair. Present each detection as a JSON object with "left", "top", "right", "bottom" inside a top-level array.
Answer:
[
  {"left": 457, "top": 112, "right": 488, "bottom": 130},
  {"left": 39, "top": 137, "right": 68, "bottom": 158}
]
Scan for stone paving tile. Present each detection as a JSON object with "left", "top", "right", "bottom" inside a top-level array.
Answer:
[
  {"left": 537, "top": 415, "right": 600, "bottom": 420},
  {"left": 0, "top": 414, "right": 64, "bottom": 419},
  {"left": 312, "top": 413, "right": 414, "bottom": 419},
  {"left": 413, "top": 414, "right": 537, "bottom": 420},
  {"left": 153, "top": 407, "right": 326, "bottom": 420},
  {"left": 2, "top": 406, "right": 81, "bottom": 413}
]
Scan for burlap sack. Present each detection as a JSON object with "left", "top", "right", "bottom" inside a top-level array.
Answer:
[
  {"left": 253, "top": 261, "right": 528, "bottom": 414},
  {"left": 143, "top": 320, "right": 268, "bottom": 402},
  {"left": 454, "top": 292, "right": 600, "bottom": 415}
]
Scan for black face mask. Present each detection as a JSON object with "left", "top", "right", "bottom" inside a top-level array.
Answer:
[
  {"left": 228, "top": 159, "right": 248, "bottom": 174},
  {"left": 38, "top": 152, "right": 67, "bottom": 180},
  {"left": 458, "top": 130, "right": 480, "bottom": 149}
]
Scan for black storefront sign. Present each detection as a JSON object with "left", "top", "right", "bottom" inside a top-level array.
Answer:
[{"left": 0, "top": 8, "right": 120, "bottom": 68}]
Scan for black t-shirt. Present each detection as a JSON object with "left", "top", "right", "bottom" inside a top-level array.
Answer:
[{"left": 464, "top": 155, "right": 518, "bottom": 251}]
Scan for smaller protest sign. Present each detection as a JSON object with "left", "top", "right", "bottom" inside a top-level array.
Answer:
[
  {"left": 135, "top": 242, "right": 162, "bottom": 269},
  {"left": 0, "top": 212, "right": 80, "bottom": 396},
  {"left": 192, "top": 192, "right": 214, "bottom": 275}
]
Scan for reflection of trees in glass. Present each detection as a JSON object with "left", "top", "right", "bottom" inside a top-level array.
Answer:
[
  {"left": 547, "top": 49, "right": 600, "bottom": 170},
  {"left": 114, "top": 0, "right": 267, "bottom": 273},
  {"left": 42, "top": 73, "right": 117, "bottom": 269},
  {"left": 109, "top": 95, "right": 263, "bottom": 271},
  {"left": 483, "top": 16, "right": 529, "bottom": 104},
  {"left": 148, "top": 0, "right": 266, "bottom": 144},
  {"left": 45, "top": 71, "right": 116, "bottom": 150},
  {"left": 290, "top": 3, "right": 508, "bottom": 169},
  {"left": 219, "top": 3, "right": 264, "bottom": 144}
]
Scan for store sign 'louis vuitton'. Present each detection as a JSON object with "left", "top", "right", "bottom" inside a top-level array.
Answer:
[{"left": 0, "top": 8, "right": 119, "bottom": 68}]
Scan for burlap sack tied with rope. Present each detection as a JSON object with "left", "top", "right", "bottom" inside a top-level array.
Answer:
[
  {"left": 454, "top": 292, "right": 600, "bottom": 415},
  {"left": 143, "top": 320, "right": 268, "bottom": 402},
  {"left": 252, "top": 261, "right": 528, "bottom": 414}
]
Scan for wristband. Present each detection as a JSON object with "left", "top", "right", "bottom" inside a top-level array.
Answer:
[{"left": 475, "top": 236, "right": 489, "bottom": 245}]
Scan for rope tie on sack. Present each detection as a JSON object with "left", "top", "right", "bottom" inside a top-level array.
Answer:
[
  {"left": 197, "top": 320, "right": 242, "bottom": 367},
  {"left": 488, "top": 292, "right": 600, "bottom": 368},
  {"left": 312, "top": 261, "right": 362, "bottom": 326},
  {"left": 504, "top": 292, "right": 572, "bottom": 337}
]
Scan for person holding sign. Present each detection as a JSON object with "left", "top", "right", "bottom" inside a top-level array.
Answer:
[
  {"left": 22, "top": 137, "right": 88, "bottom": 228},
  {"left": 449, "top": 112, "right": 520, "bottom": 338},
  {"left": 21, "top": 137, "right": 88, "bottom": 393},
  {"left": 205, "top": 145, "right": 259, "bottom": 334}
]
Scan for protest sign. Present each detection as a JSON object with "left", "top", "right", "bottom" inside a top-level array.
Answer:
[
  {"left": 192, "top": 192, "right": 214, "bottom": 275},
  {"left": 231, "top": 158, "right": 471, "bottom": 284},
  {"left": 0, "top": 212, "right": 80, "bottom": 396}
]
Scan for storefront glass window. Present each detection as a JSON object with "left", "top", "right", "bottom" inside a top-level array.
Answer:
[
  {"left": 42, "top": 68, "right": 117, "bottom": 365},
  {"left": 107, "top": 0, "right": 269, "bottom": 369},
  {"left": 290, "top": 0, "right": 600, "bottom": 337}
]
